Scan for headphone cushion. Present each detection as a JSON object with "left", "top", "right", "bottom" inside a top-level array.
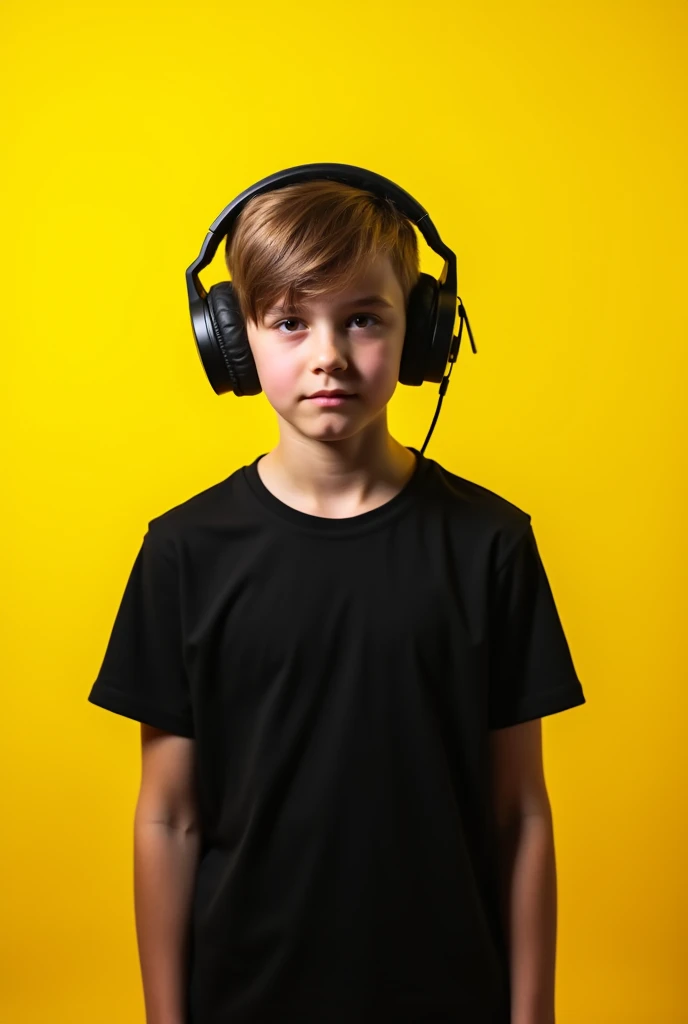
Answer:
[
  {"left": 206, "top": 282, "right": 262, "bottom": 396},
  {"left": 399, "top": 272, "right": 438, "bottom": 386}
]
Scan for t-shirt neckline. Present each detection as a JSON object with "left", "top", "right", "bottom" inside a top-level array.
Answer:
[{"left": 241, "top": 446, "right": 430, "bottom": 535}]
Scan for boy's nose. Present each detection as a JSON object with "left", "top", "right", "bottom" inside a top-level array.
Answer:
[{"left": 309, "top": 328, "right": 350, "bottom": 366}]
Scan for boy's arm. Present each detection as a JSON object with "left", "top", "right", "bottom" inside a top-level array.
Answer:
[
  {"left": 489, "top": 718, "right": 558, "bottom": 1024},
  {"left": 134, "top": 724, "right": 202, "bottom": 1024}
]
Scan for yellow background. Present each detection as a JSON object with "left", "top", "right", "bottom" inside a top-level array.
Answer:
[{"left": 2, "top": 1, "right": 686, "bottom": 1021}]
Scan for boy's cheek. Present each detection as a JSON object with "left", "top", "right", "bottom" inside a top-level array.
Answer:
[
  {"left": 247, "top": 346, "right": 294, "bottom": 400},
  {"left": 259, "top": 364, "right": 303, "bottom": 405}
]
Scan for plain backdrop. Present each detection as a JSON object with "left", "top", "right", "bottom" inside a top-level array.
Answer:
[{"left": 2, "top": 1, "right": 686, "bottom": 1021}]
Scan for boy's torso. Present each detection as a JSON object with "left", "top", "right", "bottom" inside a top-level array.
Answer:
[{"left": 159, "top": 449, "right": 521, "bottom": 1023}]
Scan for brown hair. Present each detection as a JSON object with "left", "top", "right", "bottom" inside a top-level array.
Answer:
[{"left": 224, "top": 179, "right": 421, "bottom": 327}]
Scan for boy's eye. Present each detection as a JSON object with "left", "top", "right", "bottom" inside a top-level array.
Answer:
[{"left": 272, "top": 314, "right": 380, "bottom": 335}]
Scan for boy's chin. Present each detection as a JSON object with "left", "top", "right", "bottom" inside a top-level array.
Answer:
[{"left": 280, "top": 408, "right": 374, "bottom": 442}]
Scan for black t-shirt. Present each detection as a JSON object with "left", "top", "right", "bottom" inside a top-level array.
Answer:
[{"left": 88, "top": 446, "right": 586, "bottom": 1024}]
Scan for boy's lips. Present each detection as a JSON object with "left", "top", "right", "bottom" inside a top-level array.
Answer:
[
  {"left": 306, "top": 393, "right": 359, "bottom": 407},
  {"left": 306, "top": 390, "right": 356, "bottom": 398}
]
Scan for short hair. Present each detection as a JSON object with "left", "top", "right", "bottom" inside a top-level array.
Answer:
[{"left": 224, "top": 179, "right": 421, "bottom": 327}]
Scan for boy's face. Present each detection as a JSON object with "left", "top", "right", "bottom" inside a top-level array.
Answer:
[{"left": 245, "top": 253, "right": 408, "bottom": 442}]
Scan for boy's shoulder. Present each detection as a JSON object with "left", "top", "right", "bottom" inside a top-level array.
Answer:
[
  {"left": 416, "top": 456, "right": 542, "bottom": 575},
  {"left": 429, "top": 457, "right": 530, "bottom": 521},
  {"left": 427, "top": 456, "right": 533, "bottom": 550},
  {"left": 144, "top": 464, "right": 244, "bottom": 539}
]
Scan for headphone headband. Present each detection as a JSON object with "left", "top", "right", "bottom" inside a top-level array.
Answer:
[{"left": 185, "top": 162, "right": 455, "bottom": 306}]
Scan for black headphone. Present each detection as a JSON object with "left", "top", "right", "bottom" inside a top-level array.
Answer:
[{"left": 185, "top": 162, "right": 477, "bottom": 454}]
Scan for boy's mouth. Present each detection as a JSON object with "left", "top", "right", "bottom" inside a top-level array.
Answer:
[
  {"left": 306, "top": 389, "right": 357, "bottom": 398},
  {"left": 307, "top": 394, "right": 359, "bottom": 406}
]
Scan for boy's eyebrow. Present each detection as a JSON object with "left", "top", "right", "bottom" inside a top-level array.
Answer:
[{"left": 265, "top": 294, "right": 395, "bottom": 315}]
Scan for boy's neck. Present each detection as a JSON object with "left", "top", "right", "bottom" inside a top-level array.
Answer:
[{"left": 255, "top": 433, "right": 417, "bottom": 520}]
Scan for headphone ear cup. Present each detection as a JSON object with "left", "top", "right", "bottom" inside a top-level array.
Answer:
[
  {"left": 398, "top": 272, "right": 438, "bottom": 387},
  {"left": 206, "top": 282, "right": 262, "bottom": 397}
]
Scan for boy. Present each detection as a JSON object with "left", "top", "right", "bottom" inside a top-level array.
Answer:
[{"left": 88, "top": 178, "right": 586, "bottom": 1024}]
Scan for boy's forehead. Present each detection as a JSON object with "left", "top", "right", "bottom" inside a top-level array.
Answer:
[{"left": 267, "top": 254, "right": 400, "bottom": 315}]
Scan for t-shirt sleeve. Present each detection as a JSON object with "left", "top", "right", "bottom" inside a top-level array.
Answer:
[
  {"left": 487, "top": 519, "right": 586, "bottom": 730},
  {"left": 87, "top": 521, "right": 194, "bottom": 738}
]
